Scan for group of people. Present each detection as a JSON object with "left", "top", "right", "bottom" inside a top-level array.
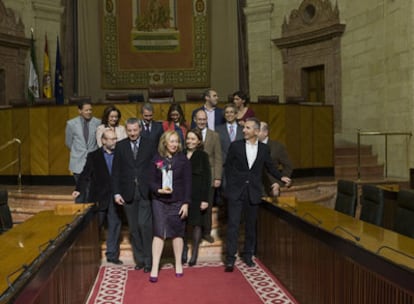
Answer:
[{"left": 65, "top": 88, "right": 292, "bottom": 283}]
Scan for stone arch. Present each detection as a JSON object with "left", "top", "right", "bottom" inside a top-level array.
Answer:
[{"left": 273, "top": 0, "right": 345, "bottom": 131}]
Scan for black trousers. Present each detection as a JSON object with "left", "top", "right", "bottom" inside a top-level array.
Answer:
[
  {"left": 123, "top": 186, "right": 153, "bottom": 266},
  {"left": 98, "top": 197, "right": 122, "bottom": 260},
  {"left": 225, "top": 189, "right": 258, "bottom": 264}
]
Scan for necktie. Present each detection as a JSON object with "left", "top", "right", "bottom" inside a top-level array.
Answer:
[
  {"left": 229, "top": 125, "right": 235, "bottom": 142},
  {"left": 144, "top": 123, "right": 150, "bottom": 134},
  {"left": 83, "top": 120, "right": 89, "bottom": 144},
  {"left": 132, "top": 141, "right": 138, "bottom": 159}
]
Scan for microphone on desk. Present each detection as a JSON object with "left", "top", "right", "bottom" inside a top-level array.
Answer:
[
  {"left": 281, "top": 204, "right": 297, "bottom": 213},
  {"left": 376, "top": 245, "right": 414, "bottom": 260},
  {"left": 332, "top": 225, "right": 360, "bottom": 242},
  {"left": 6, "top": 263, "right": 29, "bottom": 289},
  {"left": 38, "top": 239, "right": 55, "bottom": 253},
  {"left": 57, "top": 223, "right": 70, "bottom": 234},
  {"left": 302, "top": 212, "right": 322, "bottom": 226}
]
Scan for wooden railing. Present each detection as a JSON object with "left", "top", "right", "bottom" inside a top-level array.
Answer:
[
  {"left": 257, "top": 200, "right": 414, "bottom": 304},
  {"left": 357, "top": 130, "right": 412, "bottom": 179}
]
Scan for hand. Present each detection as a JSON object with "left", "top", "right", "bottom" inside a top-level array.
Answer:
[
  {"left": 213, "top": 179, "right": 221, "bottom": 188},
  {"left": 270, "top": 183, "right": 280, "bottom": 197},
  {"left": 114, "top": 195, "right": 125, "bottom": 205},
  {"left": 179, "top": 204, "right": 188, "bottom": 219},
  {"left": 158, "top": 188, "right": 173, "bottom": 194},
  {"left": 200, "top": 201, "right": 209, "bottom": 210},
  {"left": 281, "top": 176, "right": 292, "bottom": 187},
  {"left": 72, "top": 191, "right": 80, "bottom": 199}
]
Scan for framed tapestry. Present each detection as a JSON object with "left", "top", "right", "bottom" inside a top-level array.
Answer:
[{"left": 101, "top": 0, "right": 210, "bottom": 88}]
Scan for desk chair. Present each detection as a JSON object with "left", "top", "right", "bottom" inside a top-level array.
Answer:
[
  {"left": 394, "top": 189, "right": 414, "bottom": 237},
  {"left": 33, "top": 97, "right": 56, "bottom": 105},
  {"left": 104, "top": 92, "right": 130, "bottom": 104},
  {"left": 334, "top": 180, "right": 357, "bottom": 216},
  {"left": 0, "top": 190, "right": 12, "bottom": 233},
  {"left": 359, "top": 184, "right": 384, "bottom": 226},
  {"left": 148, "top": 86, "right": 174, "bottom": 103},
  {"left": 257, "top": 95, "right": 279, "bottom": 104},
  {"left": 68, "top": 96, "right": 92, "bottom": 105},
  {"left": 185, "top": 92, "right": 204, "bottom": 102}
]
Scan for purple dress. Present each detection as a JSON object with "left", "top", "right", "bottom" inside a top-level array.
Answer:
[{"left": 149, "top": 152, "right": 192, "bottom": 238}]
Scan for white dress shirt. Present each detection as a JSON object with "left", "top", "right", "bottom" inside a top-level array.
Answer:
[{"left": 245, "top": 140, "right": 258, "bottom": 169}]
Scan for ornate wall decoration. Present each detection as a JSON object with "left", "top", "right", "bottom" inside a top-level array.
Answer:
[
  {"left": 0, "top": 0, "right": 30, "bottom": 105},
  {"left": 101, "top": 0, "right": 209, "bottom": 88}
]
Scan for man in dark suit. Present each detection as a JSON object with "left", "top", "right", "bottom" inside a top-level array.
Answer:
[
  {"left": 73, "top": 129, "right": 123, "bottom": 264},
  {"left": 258, "top": 121, "right": 293, "bottom": 196},
  {"left": 224, "top": 117, "right": 291, "bottom": 272},
  {"left": 191, "top": 88, "right": 225, "bottom": 130},
  {"left": 139, "top": 102, "right": 163, "bottom": 144},
  {"left": 112, "top": 117, "right": 157, "bottom": 273},
  {"left": 216, "top": 103, "right": 244, "bottom": 163}
]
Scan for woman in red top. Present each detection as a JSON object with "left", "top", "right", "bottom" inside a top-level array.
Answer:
[
  {"left": 233, "top": 91, "right": 255, "bottom": 126},
  {"left": 162, "top": 103, "right": 189, "bottom": 144}
]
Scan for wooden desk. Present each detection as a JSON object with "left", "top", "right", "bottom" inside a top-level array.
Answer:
[
  {"left": 257, "top": 199, "right": 414, "bottom": 304},
  {"left": 0, "top": 204, "right": 100, "bottom": 304}
]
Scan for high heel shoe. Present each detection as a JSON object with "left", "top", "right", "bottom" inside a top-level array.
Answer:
[
  {"left": 175, "top": 273, "right": 184, "bottom": 278},
  {"left": 149, "top": 276, "right": 158, "bottom": 283}
]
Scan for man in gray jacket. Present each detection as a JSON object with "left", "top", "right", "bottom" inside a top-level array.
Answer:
[{"left": 65, "top": 100, "right": 101, "bottom": 202}]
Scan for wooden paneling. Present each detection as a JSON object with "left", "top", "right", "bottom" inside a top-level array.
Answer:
[
  {"left": 30, "top": 107, "right": 49, "bottom": 175},
  {"left": 0, "top": 103, "right": 333, "bottom": 177},
  {"left": 49, "top": 107, "right": 70, "bottom": 175},
  {"left": 0, "top": 109, "right": 13, "bottom": 175},
  {"left": 313, "top": 106, "right": 334, "bottom": 167},
  {"left": 12, "top": 108, "right": 30, "bottom": 174}
]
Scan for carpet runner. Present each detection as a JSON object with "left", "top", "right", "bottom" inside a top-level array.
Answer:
[{"left": 86, "top": 259, "right": 297, "bottom": 304}]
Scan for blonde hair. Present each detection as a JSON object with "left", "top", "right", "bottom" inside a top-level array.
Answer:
[{"left": 158, "top": 130, "right": 182, "bottom": 156}]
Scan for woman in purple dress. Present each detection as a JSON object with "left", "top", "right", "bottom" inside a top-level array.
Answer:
[{"left": 149, "top": 130, "right": 192, "bottom": 282}]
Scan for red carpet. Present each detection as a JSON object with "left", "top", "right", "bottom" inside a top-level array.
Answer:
[{"left": 86, "top": 259, "right": 297, "bottom": 304}]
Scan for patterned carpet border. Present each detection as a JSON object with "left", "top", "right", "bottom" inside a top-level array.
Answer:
[{"left": 86, "top": 259, "right": 297, "bottom": 304}]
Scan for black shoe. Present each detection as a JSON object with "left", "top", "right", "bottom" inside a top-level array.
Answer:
[
  {"left": 224, "top": 263, "right": 234, "bottom": 272},
  {"left": 107, "top": 258, "right": 123, "bottom": 265},
  {"left": 182, "top": 245, "right": 188, "bottom": 264},
  {"left": 203, "top": 235, "right": 214, "bottom": 243},
  {"left": 243, "top": 258, "right": 256, "bottom": 267},
  {"left": 135, "top": 263, "right": 144, "bottom": 270},
  {"left": 143, "top": 266, "right": 151, "bottom": 273},
  {"left": 188, "top": 257, "right": 197, "bottom": 267}
]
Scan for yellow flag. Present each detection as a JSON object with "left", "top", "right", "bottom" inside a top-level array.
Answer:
[{"left": 43, "top": 34, "right": 52, "bottom": 98}]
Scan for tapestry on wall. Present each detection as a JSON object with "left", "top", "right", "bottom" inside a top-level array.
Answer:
[{"left": 102, "top": 0, "right": 209, "bottom": 88}]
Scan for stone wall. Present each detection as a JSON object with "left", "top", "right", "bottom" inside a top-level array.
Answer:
[{"left": 245, "top": 0, "right": 414, "bottom": 178}]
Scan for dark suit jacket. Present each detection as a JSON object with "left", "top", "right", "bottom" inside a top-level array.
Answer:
[
  {"left": 190, "top": 106, "right": 225, "bottom": 129},
  {"left": 224, "top": 139, "right": 283, "bottom": 205},
  {"left": 140, "top": 120, "right": 163, "bottom": 144},
  {"left": 76, "top": 147, "right": 112, "bottom": 209},
  {"left": 263, "top": 139, "right": 293, "bottom": 195},
  {"left": 112, "top": 136, "right": 157, "bottom": 202},
  {"left": 216, "top": 123, "right": 244, "bottom": 163}
]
